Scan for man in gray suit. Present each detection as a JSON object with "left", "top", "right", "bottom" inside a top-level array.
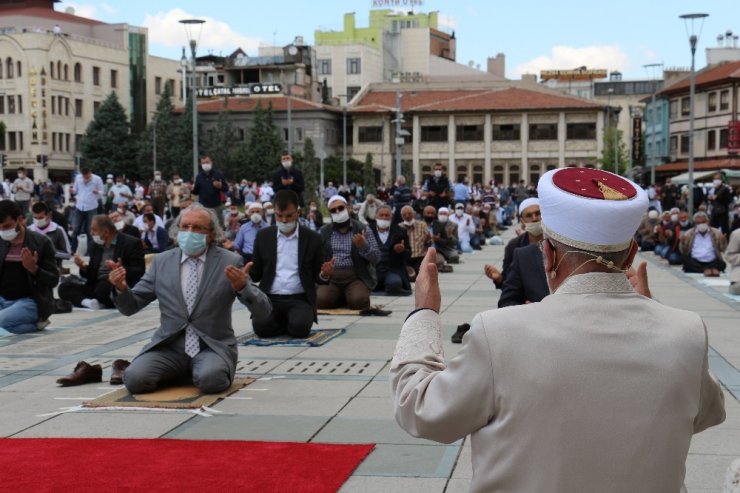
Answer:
[{"left": 108, "top": 203, "right": 271, "bottom": 394}]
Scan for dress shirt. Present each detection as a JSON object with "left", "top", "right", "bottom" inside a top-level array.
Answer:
[
  {"left": 271, "top": 227, "right": 303, "bottom": 295},
  {"left": 450, "top": 213, "right": 475, "bottom": 242},
  {"left": 109, "top": 184, "right": 132, "bottom": 205},
  {"left": 692, "top": 231, "right": 716, "bottom": 262},
  {"left": 73, "top": 174, "right": 105, "bottom": 212},
  {"left": 330, "top": 225, "right": 380, "bottom": 268},
  {"left": 378, "top": 229, "right": 390, "bottom": 245},
  {"left": 142, "top": 229, "right": 159, "bottom": 250},
  {"left": 133, "top": 214, "right": 165, "bottom": 231},
  {"left": 233, "top": 221, "right": 264, "bottom": 255}
]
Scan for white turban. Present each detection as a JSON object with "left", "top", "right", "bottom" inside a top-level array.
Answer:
[
  {"left": 328, "top": 195, "right": 348, "bottom": 207},
  {"left": 518, "top": 198, "right": 540, "bottom": 216}
]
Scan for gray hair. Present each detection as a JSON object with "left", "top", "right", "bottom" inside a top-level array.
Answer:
[
  {"left": 169, "top": 203, "right": 225, "bottom": 244},
  {"left": 692, "top": 211, "right": 708, "bottom": 222},
  {"left": 376, "top": 204, "right": 392, "bottom": 214}
]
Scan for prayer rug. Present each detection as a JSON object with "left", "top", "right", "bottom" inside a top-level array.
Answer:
[
  {"left": 318, "top": 306, "right": 392, "bottom": 316},
  {"left": 0, "top": 438, "right": 374, "bottom": 493},
  {"left": 83, "top": 376, "right": 254, "bottom": 409},
  {"left": 239, "top": 329, "right": 345, "bottom": 347}
]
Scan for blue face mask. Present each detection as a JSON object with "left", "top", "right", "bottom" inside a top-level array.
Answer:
[{"left": 177, "top": 231, "right": 208, "bottom": 257}]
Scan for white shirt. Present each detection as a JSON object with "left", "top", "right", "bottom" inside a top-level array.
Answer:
[
  {"left": 142, "top": 228, "right": 160, "bottom": 250},
  {"left": 73, "top": 174, "right": 105, "bottom": 212},
  {"left": 109, "top": 183, "right": 132, "bottom": 205},
  {"left": 450, "top": 213, "right": 475, "bottom": 242},
  {"left": 378, "top": 228, "right": 390, "bottom": 245},
  {"left": 133, "top": 213, "right": 165, "bottom": 231},
  {"left": 180, "top": 249, "right": 207, "bottom": 310},
  {"left": 271, "top": 227, "right": 303, "bottom": 295},
  {"left": 691, "top": 230, "right": 716, "bottom": 262},
  {"left": 259, "top": 185, "right": 274, "bottom": 203}
]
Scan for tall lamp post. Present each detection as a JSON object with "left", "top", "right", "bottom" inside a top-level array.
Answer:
[
  {"left": 643, "top": 63, "right": 663, "bottom": 186},
  {"left": 152, "top": 113, "right": 158, "bottom": 174},
  {"left": 179, "top": 18, "right": 205, "bottom": 182},
  {"left": 614, "top": 106, "right": 622, "bottom": 175},
  {"left": 680, "top": 12, "right": 708, "bottom": 218},
  {"left": 337, "top": 94, "right": 348, "bottom": 187},
  {"left": 180, "top": 47, "right": 188, "bottom": 103}
]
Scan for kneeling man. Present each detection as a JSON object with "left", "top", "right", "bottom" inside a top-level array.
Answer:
[{"left": 108, "top": 204, "right": 271, "bottom": 394}]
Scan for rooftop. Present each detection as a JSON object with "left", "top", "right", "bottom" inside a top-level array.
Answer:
[{"left": 659, "top": 60, "right": 740, "bottom": 95}]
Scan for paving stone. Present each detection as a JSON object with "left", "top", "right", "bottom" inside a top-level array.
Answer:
[
  {"left": 314, "top": 417, "right": 455, "bottom": 446},
  {"left": 339, "top": 476, "right": 448, "bottom": 492},
  {"left": 351, "top": 443, "right": 460, "bottom": 478},
  {"left": 164, "top": 415, "right": 326, "bottom": 442},
  {"left": 13, "top": 412, "right": 192, "bottom": 438}
]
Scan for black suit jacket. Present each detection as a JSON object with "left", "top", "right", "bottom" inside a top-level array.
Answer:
[
  {"left": 498, "top": 243, "right": 549, "bottom": 308},
  {"left": 272, "top": 167, "right": 305, "bottom": 206},
  {"left": 250, "top": 225, "right": 324, "bottom": 320},
  {"left": 82, "top": 232, "right": 145, "bottom": 289}
]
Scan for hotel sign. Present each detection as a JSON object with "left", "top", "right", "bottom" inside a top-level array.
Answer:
[
  {"left": 372, "top": 0, "right": 424, "bottom": 7},
  {"left": 540, "top": 69, "right": 608, "bottom": 81},
  {"left": 195, "top": 83, "right": 283, "bottom": 98}
]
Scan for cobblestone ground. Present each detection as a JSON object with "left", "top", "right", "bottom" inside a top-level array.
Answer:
[{"left": 0, "top": 229, "right": 737, "bottom": 492}]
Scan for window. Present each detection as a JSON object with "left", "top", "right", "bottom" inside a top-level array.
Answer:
[
  {"left": 64, "top": 97, "right": 68, "bottom": 116},
  {"left": 402, "top": 125, "right": 413, "bottom": 144},
  {"left": 17, "top": 61, "right": 21, "bottom": 78},
  {"left": 166, "top": 79, "right": 175, "bottom": 94},
  {"left": 93, "top": 101, "right": 101, "bottom": 113},
  {"left": 51, "top": 96, "right": 56, "bottom": 115},
  {"left": 8, "top": 131, "right": 22, "bottom": 151},
  {"left": 670, "top": 135, "right": 678, "bottom": 156},
  {"left": 707, "top": 129, "right": 716, "bottom": 150},
  {"left": 681, "top": 97, "right": 690, "bottom": 116},
  {"left": 358, "top": 126, "right": 383, "bottom": 143},
  {"left": 720, "top": 90, "right": 730, "bottom": 111},
  {"left": 0, "top": 62, "right": 3, "bottom": 79},
  {"left": 75, "top": 99, "right": 83, "bottom": 118},
  {"left": 65, "top": 133, "right": 70, "bottom": 152},
  {"left": 456, "top": 124, "right": 484, "bottom": 141},
  {"left": 318, "top": 59, "right": 332, "bottom": 75},
  {"left": 63, "top": 64, "right": 68, "bottom": 80},
  {"left": 492, "top": 124, "right": 520, "bottom": 140},
  {"left": 708, "top": 92, "right": 717, "bottom": 112},
  {"left": 17, "top": 95, "right": 21, "bottom": 114},
  {"left": 529, "top": 123, "right": 558, "bottom": 140},
  {"left": 420, "top": 125, "right": 448, "bottom": 142},
  {"left": 680, "top": 134, "right": 689, "bottom": 153},
  {"left": 155, "top": 77, "right": 162, "bottom": 95},
  {"left": 92, "top": 66, "right": 100, "bottom": 86},
  {"left": 669, "top": 100, "right": 678, "bottom": 119},
  {"left": 74, "top": 63, "right": 82, "bottom": 82},
  {"left": 237, "top": 128, "right": 245, "bottom": 141},
  {"left": 719, "top": 128, "right": 728, "bottom": 149},
  {"left": 566, "top": 123, "right": 596, "bottom": 140},
  {"left": 0, "top": 97, "right": 3, "bottom": 114},
  {"left": 111, "top": 70, "right": 118, "bottom": 88},
  {"left": 7, "top": 95, "right": 15, "bottom": 114},
  {"left": 346, "top": 86, "right": 360, "bottom": 100},
  {"left": 346, "top": 57, "right": 361, "bottom": 74},
  {"left": 295, "top": 127, "right": 304, "bottom": 142},
  {"left": 5, "top": 58, "right": 12, "bottom": 79}
]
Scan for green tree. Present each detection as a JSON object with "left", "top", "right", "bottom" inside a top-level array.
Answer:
[
  {"left": 174, "top": 96, "right": 204, "bottom": 182},
  {"left": 598, "top": 128, "right": 629, "bottom": 176},
  {"left": 363, "top": 153, "right": 377, "bottom": 196},
  {"left": 135, "top": 84, "right": 180, "bottom": 179},
  {"left": 80, "top": 92, "right": 134, "bottom": 177},
  {"left": 234, "top": 101, "right": 284, "bottom": 183},
  {"left": 203, "top": 109, "right": 238, "bottom": 179},
  {"left": 302, "top": 138, "right": 319, "bottom": 204},
  {"left": 322, "top": 155, "right": 363, "bottom": 185}
]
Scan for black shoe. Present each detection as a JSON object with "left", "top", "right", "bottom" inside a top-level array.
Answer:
[{"left": 451, "top": 323, "right": 471, "bottom": 344}]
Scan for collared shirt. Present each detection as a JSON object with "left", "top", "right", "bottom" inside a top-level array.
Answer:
[
  {"left": 73, "top": 173, "right": 105, "bottom": 212},
  {"left": 377, "top": 228, "right": 390, "bottom": 245},
  {"left": 233, "top": 221, "right": 264, "bottom": 255},
  {"left": 330, "top": 225, "right": 380, "bottom": 269},
  {"left": 109, "top": 183, "right": 132, "bottom": 205},
  {"left": 133, "top": 214, "right": 165, "bottom": 231},
  {"left": 691, "top": 230, "right": 716, "bottom": 262},
  {"left": 271, "top": 227, "right": 303, "bottom": 295},
  {"left": 142, "top": 228, "right": 160, "bottom": 250},
  {"left": 180, "top": 248, "right": 207, "bottom": 309},
  {"left": 402, "top": 221, "right": 429, "bottom": 258},
  {"left": 97, "top": 235, "right": 119, "bottom": 280},
  {"left": 450, "top": 213, "right": 475, "bottom": 242}
]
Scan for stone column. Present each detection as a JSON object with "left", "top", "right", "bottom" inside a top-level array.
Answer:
[
  {"left": 520, "top": 112, "right": 529, "bottom": 183},
  {"left": 484, "top": 113, "right": 492, "bottom": 185},
  {"left": 412, "top": 114, "right": 421, "bottom": 182},
  {"left": 558, "top": 111, "right": 566, "bottom": 167},
  {"left": 448, "top": 114, "right": 455, "bottom": 174}
]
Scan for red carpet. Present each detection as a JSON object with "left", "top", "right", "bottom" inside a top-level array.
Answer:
[{"left": 0, "top": 438, "right": 374, "bottom": 492}]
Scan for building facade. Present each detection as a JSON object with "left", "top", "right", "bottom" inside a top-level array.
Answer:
[{"left": 0, "top": 0, "right": 181, "bottom": 179}]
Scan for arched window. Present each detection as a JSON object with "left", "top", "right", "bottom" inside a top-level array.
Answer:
[
  {"left": 74, "top": 63, "right": 82, "bottom": 82},
  {"left": 0, "top": 62, "right": 3, "bottom": 79},
  {"left": 56, "top": 61, "right": 61, "bottom": 79},
  {"left": 63, "top": 64, "right": 68, "bottom": 80},
  {"left": 6, "top": 58, "right": 13, "bottom": 78},
  {"left": 50, "top": 61, "right": 55, "bottom": 79},
  {"left": 16, "top": 61, "right": 21, "bottom": 77}
]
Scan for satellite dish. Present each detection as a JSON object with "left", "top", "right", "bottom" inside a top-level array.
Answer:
[
  {"left": 288, "top": 46, "right": 298, "bottom": 56},
  {"left": 65, "top": 6, "right": 75, "bottom": 14}
]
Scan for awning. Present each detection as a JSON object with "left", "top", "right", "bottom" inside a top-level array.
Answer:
[{"left": 670, "top": 168, "right": 740, "bottom": 184}]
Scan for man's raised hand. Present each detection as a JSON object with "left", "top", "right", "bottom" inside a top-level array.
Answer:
[{"left": 225, "top": 261, "right": 253, "bottom": 292}]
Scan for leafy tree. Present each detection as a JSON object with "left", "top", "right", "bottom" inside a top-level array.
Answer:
[
  {"left": 363, "top": 153, "right": 377, "bottom": 196},
  {"left": 234, "top": 101, "right": 284, "bottom": 183},
  {"left": 598, "top": 128, "right": 629, "bottom": 176},
  {"left": 203, "top": 109, "right": 238, "bottom": 179},
  {"left": 174, "top": 96, "right": 205, "bottom": 182},
  {"left": 80, "top": 92, "right": 134, "bottom": 177},
  {"left": 135, "top": 84, "right": 181, "bottom": 179},
  {"left": 322, "top": 155, "right": 363, "bottom": 185},
  {"left": 302, "top": 138, "right": 319, "bottom": 204}
]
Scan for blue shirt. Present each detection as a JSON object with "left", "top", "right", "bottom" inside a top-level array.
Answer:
[
  {"left": 233, "top": 221, "right": 265, "bottom": 255},
  {"left": 454, "top": 183, "right": 470, "bottom": 202}
]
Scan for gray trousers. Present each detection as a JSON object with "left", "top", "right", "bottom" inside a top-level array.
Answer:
[{"left": 124, "top": 332, "right": 231, "bottom": 394}]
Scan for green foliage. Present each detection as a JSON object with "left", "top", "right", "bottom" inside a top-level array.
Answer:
[
  {"left": 322, "top": 155, "right": 363, "bottom": 185},
  {"left": 203, "top": 109, "right": 238, "bottom": 179},
  {"left": 234, "top": 101, "right": 285, "bottom": 184},
  {"left": 302, "top": 138, "right": 319, "bottom": 204},
  {"left": 363, "top": 153, "right": 377, "bottom": 195},
  {"left": 135, "top": 84, "right": 183, "bottom": 179},
  {"left": 598, "top": 128, "right": 629, "bottom": 176},
  {"left": 80, "top": 92, "right": 135, "bottom": 176}
]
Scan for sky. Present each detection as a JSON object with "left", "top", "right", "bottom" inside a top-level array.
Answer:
[{"left": 55, "top": 0, "right": 739, "bottom": 80}]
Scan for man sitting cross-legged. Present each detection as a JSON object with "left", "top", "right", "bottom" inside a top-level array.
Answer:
[
  {"left": 249, "top": 190, "right": 330, "bottom": 339},
  {"left": 108, "top": 203, "right": 271, "bottom": 394}
]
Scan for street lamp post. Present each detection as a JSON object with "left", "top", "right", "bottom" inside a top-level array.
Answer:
[
  {"left": 393, "top": 88, "right": 404, "bottom": 180},
  {"left": 680, "top": 12, "right": 708, "bottom": 217},
  {"left": 180, "top": 47, "right": 188, "bottom": 103},
  {"left": 179, "top": 18, "right": 205, "bottom": 182},
  {"left": 152, "top": 113, "right": 158, "bottom": 174},
  {"left": 342, "top": 105, "right": 347, "bottom": 187},
  {"left": 643, "top": 63, "right": 663, "bottom": 186},
  {"left": 614, "top": 106, "right": 622, "bottom": 175}
]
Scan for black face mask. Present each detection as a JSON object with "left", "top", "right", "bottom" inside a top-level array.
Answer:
[{"left": 423, "top": 216, "right": 435, "bottom": 223}]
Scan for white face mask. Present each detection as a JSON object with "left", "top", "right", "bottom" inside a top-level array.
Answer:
[
  {"left": 33, "top": 218, "right": 49, "bottom": 229},
  {"left": 402, "top": 219, "right": 415, "bottom": 227},
  {"left": 175, "top": 179, "right": 183, "bottom": 184},
  {"left": 277, "top": 221, "right": 296, "bottom": 234},
  {"left": 713, "top": 179, "right": 722, "bottom": 187},
  {"left": 331, "top": 209, "right": 350, "bottom": 224},
  {"left": 437, "top": 214, "right": 448, "bottom": 223},
  {"left": 696, "top": 223, "right": 709, "bottom": 233},
  {"left": 282, "top": 160, "right": 292, "bottom": 169},
  {"left": 115, "top": 221, "right": 124, "bottom": 230},
  {"left": 434, "top": 170, "right": 442, "bottom": 178},
  {"left": 154, "top": 175, "right": 162, "bottom": 181},
  {"left": 524, "top": 221, "right": 543, "bottom": 236},
  {"left": 201, "top": 165, "right": 212, "bottom": 172},
  {"left": 455, "top": 209, "right": 464, "bottom": 217},
  {"left": 670, "top": 214, "right": 679, "bottom": 223},
  {"left": 265, "top": 209, "right": 274, "bottom": 217},
  {"left": 376, "top": 219, "right": 391, "bottom": 230},
  {"left": 92, "top": 234, "right": 105, "bottom": 245},
  {"left": 106, "top": 179, "right": 113, "bottom": 184},
  {"left": 118, "top": 207, "right": 127, "bottom": 214},
  {"left": 250, "top": 213, "right": 262, "bottom": 224},
  {"left": 0, "top": 226, "right": 19, "bottom": 242}
]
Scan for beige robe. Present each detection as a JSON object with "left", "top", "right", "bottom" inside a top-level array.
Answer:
[{"left": 391, "top": 273, "right": 725, "bottom": 493}]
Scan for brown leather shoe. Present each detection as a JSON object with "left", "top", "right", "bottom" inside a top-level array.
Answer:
[
  {"left": 56, "top": 361, "right": 103, "bottom": 387},
  {"left": 110, "top": 359, "right": 130, "bottom": 385}
]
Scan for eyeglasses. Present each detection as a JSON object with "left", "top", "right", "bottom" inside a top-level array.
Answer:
[
  {"left": 179, "top": 223, "right": 211, "bottom": 233},
  {"left": 329, "top": 205, "right": 346, "bottom": 214}
]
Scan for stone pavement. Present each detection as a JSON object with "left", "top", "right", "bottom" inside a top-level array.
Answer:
[{"left": 0, "top": 231, "right": 738, "bottom": 492}]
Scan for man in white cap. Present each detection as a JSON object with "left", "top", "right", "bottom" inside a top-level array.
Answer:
[
  {"left": 228, "top": 202, "right": 266, "bottom": 263},
  {"left": 391, "top": 168, "right": 725, "bottom": 492},
  {"left": 317, "top": 195, "right": 380, "bottom": 310}
]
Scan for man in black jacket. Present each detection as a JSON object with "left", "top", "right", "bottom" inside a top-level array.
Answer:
[
  {"left": 59, "top": 215, "right": 145, "bottom": 309},
  {"left": 370, "top": 205, "right": 411, "bottom": 295},
  {"left": 497, "top": 243, "right": 549, "bottom": 308},
  {"left": 423, "top": 162, "right": 451, "bottom": 210},
  {"left": 0, "top": 200, "right": 59, "bottom": 333},
  {"left": 193, "top": 155, "right": 227, "bottom": 217},
  {"left": 271, "top": 154, "right": 305, "bottom": 207},
  {"left": 250, "top": 190, "right": 331, "bottom": 338}
]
